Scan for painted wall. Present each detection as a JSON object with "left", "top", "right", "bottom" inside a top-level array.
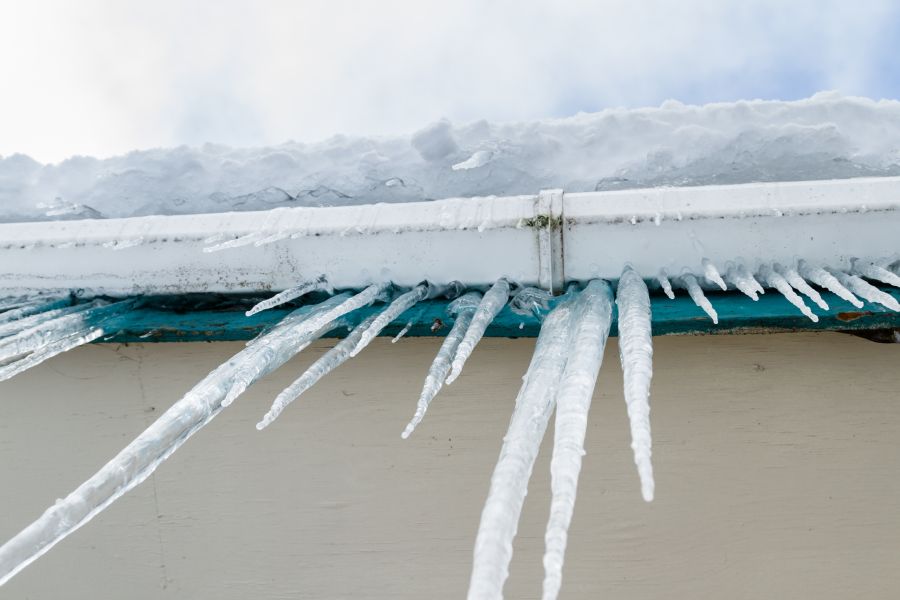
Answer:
[{"left": 0, "top": 333, "right": 898, "bottom": 599}]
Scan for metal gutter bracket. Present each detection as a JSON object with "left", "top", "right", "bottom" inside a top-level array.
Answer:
[{"left": 536, "top": 189, "right": 566, "bottom": 294}]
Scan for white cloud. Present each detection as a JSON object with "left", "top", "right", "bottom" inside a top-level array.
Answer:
[{"left": 1, "top": 0, "right": 897, "bottom": 162}]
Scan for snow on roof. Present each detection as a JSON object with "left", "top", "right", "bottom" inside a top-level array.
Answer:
[{"left": 2, "top": 92, "right": 900, "bottom": 223}]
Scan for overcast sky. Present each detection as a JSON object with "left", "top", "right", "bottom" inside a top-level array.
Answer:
[{"left": 2, "top": 0, "right": 899, "bottom": 163}]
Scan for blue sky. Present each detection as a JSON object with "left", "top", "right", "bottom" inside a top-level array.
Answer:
[{"left": 2, "top": 0, "right": 900, "bottom": 163}]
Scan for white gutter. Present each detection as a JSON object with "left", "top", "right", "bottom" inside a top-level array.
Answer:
[{"left": 0, "top": 177, "right": 897, "bottom": 296}]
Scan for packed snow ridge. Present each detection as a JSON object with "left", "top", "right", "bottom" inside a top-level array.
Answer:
[{"left": 4, "top": 93, "right": 900, "bottom": 222}]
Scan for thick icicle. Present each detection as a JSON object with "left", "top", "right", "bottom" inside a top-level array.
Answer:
[
  {"left": 0, "top": 328, "right": 108, "bottom": 382},
  {"left": 245, "top": 275, "right": 330, "bottom": 316},
  {"left": 401, "top": 292, "right": 482, "bottom": 439},
  {"left": 702, "top": 258, "right": 727, "bottom": 291},
  {"left": 828, "top": 270, "right": 900, "bottom": 311},
  {"left": 758, "top": 265, "right": 819, "bottom": 322},
  {"left": 0, "top": 300, "right": 134, "bottom": 365},
  {"left": 657, "top": 269, "right": 675, "bottom": 300},
  {"left": 680, "top": 272, "right": 718, "bottom": 324},
  {"left": 0, "top": 298, "right": 347, "bottom": 587},
  {"left": 257, "top": 314, "right": 380, "bottom": 429},
  {"left": 725, "top": 263, "right": 761, "bottom": 300},
  {"left": 446, "top": 278, "right": 510, "bottom": 384},
  {"left": 852, "top": 259, "right": 900, "bottom": 289},
  {"left": 0, "top": 296, "right": 71, "bottom": 325},
  {"left": 775, "top": 263, "right": 829, "bottom": 311},
  {"left": 616, "top": 268, "right": 655, "bottom": 501},
  {"left": 542, "top": 280, "right": 614, "bottom": 600},
  {"left": 467, "top": 289, "right": 577, "bottom": 600},
  {"left": 798, "top": 260, "right": 864, "bottom": 308},
  {"left": 349, "top": 284, "right": 429, "bottom": 357}
]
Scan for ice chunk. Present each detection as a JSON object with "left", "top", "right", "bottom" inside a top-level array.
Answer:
[
  {"left": 852, "top": 259, "right": 900, "bottom": 289},
  {"left": 0, "top": 297, "right": 348, "bottom": 587},
  {"left": 828, "top": 270, "right": 900, "bottom": 311},
  {"left": 467, "top": 289, "right": 577, "bottom": 600},
  {"left": 350, "top": 284, "right": 429, "bottom": 357},
  {"left": 452, "top": 150, "right": 493, "bottom": 171},
  {"left": 657, "top": 269, "right": 675, "bottom": 300},
  {"left": 257, "top": 314, "right": 379, "bottom": 430},
  {"left": 615, "top": 267, "right": 656, "bottom": 502},
  {"left": 702, "top": 258, "right": 727, "bottom": 291},
  {"left": 245, "top": 275, "right": 330, "bottom": 316},
  {"left": 798, "top": 260, "right": 864, "bottom": 308},
  {"left": 774, "top": 263, "right": 829, "bottom": 310},
  {"left": 758, "top": 264, "right": 819, "bottom": 322},
  {"left": 446, "top": 278, "right": 510, "bottom": 384},
  {"left": 402, "top": 292, "right": 482, "bottom": 438},
  {"left": 509, "top": 286, "right": 552, "bottom": 317},
  {"left": 542, "top": 280, "right": 614, "bottom": 600},
  {"left": 680, "top": 272, "right": 718, "bottom": 323}
]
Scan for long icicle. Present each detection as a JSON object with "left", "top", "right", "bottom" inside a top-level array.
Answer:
[
  {"left": 798, "top": 260, "right": 864, "bottom": 308},
  {"left": 446, "top": 278, "right": 510, "bottom": 384},
  {"left": 542, "top": 280, "right": 614, "bottom": 600},
  {"left": 0, "top": 328, "right": 108, "bottom": 382},
  {"left": 467, "top": 288, "right": 577, "bottom": 600},
  {"left": 245, "top": 275, "right": 330, "bottom": 317},
  {"left": 0, "top": 297, "right": 348, "bottom": 587},
  {"left": 758, "top": 264, "right": 819, "bottom": 322},
  {"left": 828, "top": 270, "right": 900, "bottom": 311},
  {"left": 616, "top": 267, "right": 656, "bottom": 502},
  {"left": 852, "top": 259, "right": 900, "bottom": 289},
  {"left": 680, "top": 272, "right": 718, "bottom": 324},
  {"left": 401, "top": 292, "right": 482, "bottom": 439},
  {"left": 257, "top": 313, "right": 379, "bottom": 430},
  {"left": 349, "top": 284, "right": 429, "bottom": 357},
  {"left": 775, "top": 263, "right": 829, "bottom": 310}
]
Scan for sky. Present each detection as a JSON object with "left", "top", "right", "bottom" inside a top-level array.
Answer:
[{"left": 1, "top": 0, "right": 900, "bottom": 163}]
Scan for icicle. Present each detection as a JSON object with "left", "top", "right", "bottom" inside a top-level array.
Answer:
[
  {"left": 258, "top": 314, "right": 379, "bottom": 429},
  {"left": 798, "top": 260, "right": 864, "bottom": 308},
  {"left": 0, "top": 296, "right": 37, "bottom": 313},
  {"left": 446, "top": 278, "right": 510, "bottom": 384},
  {"left": 774, "top": 263, "right": 829, "bottom": 311},
  {"left": 467, "top": 289, "right": 577, "bottom": 600},
  {"left": 680, "top": 272, "right": 718, "bottom": 324},
  {"left": 0, "top": 328, "right": 108, "bottom": 382},
  {"left": 401, "top": 292, "right": 482, "bottom": 438},
  {"left": 724, "top": 263, "right": 760, "bottom": 300},
  {"left": 616, "top": 267, "right": 656, "bottom": 501},
  {"left": 852, "top": 259, "right": 900, "bottom": 289},
  {"left": 657, "top": 269, "right": 675, "bottom": 300},
  {"left": 349, "top": 284, "right": 430, "bottom": 357},
  {"left": 758, "top": 265, "right": 818, "bottom": 322},
  {"left": 542, "top": 280, "right": 614, "bottom": 600},
  {"left": 0, "top": 301, "right": 96, "bottom": 339},
  {"left": 202, "top": 231, "right": 263, "bottom": 253},
  {"left": 828, "top": 270, "right": 900, "bottom": 311},
  {"left": 392, "top": 321, "right": 414, "bottom": 343},
  {"left": 0, "top": 300, "right": 134, "bottom": 365},
  {"left": 253, "top": 231, "right": 291, "bottom": 247},
  {"left": 509, "top": 286, "right": 551, "bottom": 317},
  {"left": 245, "top": 275, "right": 330, "bottom": 317},
  {"left": 0, "top": 296, "right": 71, "bottom": 326},
  {"left": 0, "top": 298, "right": 346, "bottom": 587},
  {"left": 702, "top": 258, "right": 727, "bottom": 291}
]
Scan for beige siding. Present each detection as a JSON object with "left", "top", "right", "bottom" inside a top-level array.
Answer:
[{"left": 1, "top": 332, "right": 898, "bottom": 599}]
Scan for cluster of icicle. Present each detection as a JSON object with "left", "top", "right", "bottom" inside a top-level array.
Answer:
[
  {"left": 0, "top": 294, "right": 134, "bottom": 382},
  {"left": 656, "top": 256, "right": 900, "bottom": 324},
  {"left": 1, "top": 255, "right": 898, "bottom": 592}
]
